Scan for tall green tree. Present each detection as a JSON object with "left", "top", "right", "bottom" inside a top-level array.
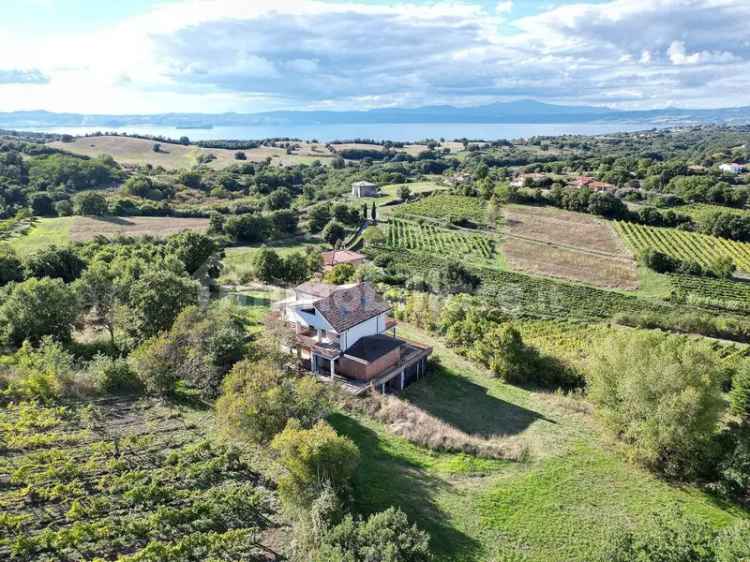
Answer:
[
  {"left": 0, "top": 277, "right": 79, "bottom": 347},
  {"left": 127, "top": 269, "right": 198, "bottom": 340}
]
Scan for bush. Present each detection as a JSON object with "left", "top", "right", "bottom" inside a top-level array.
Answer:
[
  {"left": 2, "top": 337, "right": 78, "bottom": 401},
  {"left": 319, "top": 507, "right": 432, "bottom": 562},
  {"left": 587, "top": 331, "right": 724, "bottom": 478},
  {"left": 597, "top": 507, "right": 721, "bottom": 562},
  {"left": 88, "top": 354, "right": 142, "bottom": 394},
  {"left": 323, "top": 263, "right": 356, "bottom": 285},
  {"left": 129, "top": 333, "right": 177, "bottom": 396},
  {"left": 271, "top": 419, "right": 359, "bottom": 509},
  {"left": 216, "top": 358, "right": 330, "bottom": 444},
  {"left": 74, "top": 192, "right": 108, "bottom": 216}
]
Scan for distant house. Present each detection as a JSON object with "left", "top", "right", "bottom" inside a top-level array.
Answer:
[
  {"left": 571, "top": 176, "right": 615, "bottom": 192},
  {"left": 572, "top": 176, "right": 596, "bottom": 188},
  {"left": 273, "top": 282, "right": 431, "bottom": 394},
  {"left": 719, "top": 163, "right": 746, "bottom": 174},
  {"left": 511, "top": 172, "right": 548, "bottom": 188},
  {"left": 321, "top": 249, "right": 366, "bottom": 270},
  {"left": 351, "top": 181, "right": 380, "bottom": 197}
]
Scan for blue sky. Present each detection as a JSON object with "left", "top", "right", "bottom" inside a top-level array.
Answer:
[{"left": 1, "top": 0, "right": 748, "bottom": 114}]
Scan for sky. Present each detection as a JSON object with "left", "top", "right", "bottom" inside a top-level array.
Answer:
[{"left": 1, "top": 0, "right": 749, "bottom": 114}]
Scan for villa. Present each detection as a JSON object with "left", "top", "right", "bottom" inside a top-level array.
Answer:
[
  {"left": 719, "top": 163, "right": 746, "bottom": 175},
  {"left": 272, "top": 281, "right": 431, "bottom": 394},
  {"left": 351, "top": 180, "right": 380, "bottom": 198}
]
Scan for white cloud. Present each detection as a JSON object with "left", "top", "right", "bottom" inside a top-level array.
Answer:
[
  {"left": 0, "top": 0, "right": 748, "bottom": 113},
  {"left": 667, "top": 40, "right": 739, "bottom": 65},
  {"left": 496, "top": 1, "right": 513, "bottom": 14}
]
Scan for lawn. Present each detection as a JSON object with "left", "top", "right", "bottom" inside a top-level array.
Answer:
[
  {"left": 8, "top": 216, "right": 210, "bottom": 254},
  {"left": 331, "top": 322, "right": 748, "bottom": 562},
  {"left": 220, "top": 238, "right": 324, "bottom": 283},
  {"left": 7, "top": 217, "right": 74, "bottom": 253},
  {"left": 352, "top": 180, "right": 448, "bottom": 208}
]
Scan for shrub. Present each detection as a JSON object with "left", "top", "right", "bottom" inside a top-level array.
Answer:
[
  {"left": 597, "top": 507, "right": 720, "bottom": 562},
  {"left": 323, "top": 263, "right": 355, "bottom": 285},
  {"left": 587, "top": 331, "right": 724, "bottom": 478},
  {"left": 271, "top": 419, "right": 359, "bottom": 509},
  {"left": 88, "top": 354, "right": 142, "bottom": 395},
  {"left": 715, "top": 520, "right": 750, "bottom": 561},
  {"left": 319, "top": 507, "right": 431, "bottom": 562},
  {"left": 216, "top": 358, "right": 330, "bottom": 444},
  {"left": 74, "top": 192, "right": 108, "bottom": 216},
  {"left": 129, "top": 333, "right": 177, "bottom": 396},
  {"left": 3, "top": 338, "right": 78, "bottom": 401}
]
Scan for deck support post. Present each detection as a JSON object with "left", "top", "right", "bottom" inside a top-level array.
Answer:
[
  {"left": 330, "top": 359, "right": 335, "bottom": 380},
  {"left": 400, "top": 369, "right": 405, "bottom": 390},
  {"left": 381, "top": 383, "right": 386, "bottom": 394}
]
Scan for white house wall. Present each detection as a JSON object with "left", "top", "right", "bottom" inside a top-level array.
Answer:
[
  {"left": 340, "top": 312, "right": 387, "bottom": 351},
  {"left": 288, "top": 307, "right": 332, "bottom": 332}
]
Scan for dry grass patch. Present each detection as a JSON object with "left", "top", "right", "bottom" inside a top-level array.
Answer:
[
  {"left": 501, "top": 204, "right": 639, "bottom": 289},
  {"left": 69, "top": 216, "right": 210, "bottom": 241},
  {"left": 50, "top": 135, "right": 324, "bottom": 170},
  {"left": 504, "top": 238, "right": 640, "bottom": 290},
  {"left": 357, "top": 393, "right": 528, "bottom": 461},
  {"left": 503, "top": 204, "right": 631, "bottom": 256}
]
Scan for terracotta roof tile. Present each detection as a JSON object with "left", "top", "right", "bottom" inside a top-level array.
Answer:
[{"left": 314, "top": 282, "right": 391, "bottom": 333}]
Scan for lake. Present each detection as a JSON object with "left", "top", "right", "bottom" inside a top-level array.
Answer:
[{"left": 15, "top": 121, "right": 665, "bottom": 142}]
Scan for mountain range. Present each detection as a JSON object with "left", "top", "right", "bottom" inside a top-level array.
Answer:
[{"left": 2, "top": 100, "right": 750, "bottom": 129}]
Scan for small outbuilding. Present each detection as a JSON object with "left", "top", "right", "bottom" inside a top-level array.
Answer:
[
  {"left": 351, "top": 181, "right": 380, "bottom": 198},
  {"left": 321, "top": 249, "right": 366, "bottom": 270}
]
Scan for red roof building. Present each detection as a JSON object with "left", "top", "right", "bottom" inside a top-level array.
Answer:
[{"left": 321, "top": 249, "right": 366, "bottom": 270}]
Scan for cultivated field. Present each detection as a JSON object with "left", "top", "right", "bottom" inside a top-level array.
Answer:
[
  {"left": 501, "top": 205, "right": 639, "bottom": 290},
  {"left": 392, "top": 194, "right": 487, "bottom": 224},
  {"left": 49, "top": 136, "right": 330, "bottom": 170},
  {"left": 385, "top": 219, "right": 495, "bottom": 261},
  {"left": 0, "top": 399, "right": 279, "bottom": 561},
  {"left": 615, "top": 221, "right": 750, "bottom": 272}
]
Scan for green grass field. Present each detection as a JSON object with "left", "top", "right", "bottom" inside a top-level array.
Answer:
[
  {"left": 352, "top": 180, "right": 448, "bottom": 208},
  {"left": 331, "top": 322, "right": 747, "bottom": 562},
  {"left": 220, "top": 239, "right": 324, "bottom": 283},
  {"left": 7, "top": 217, "right": 74, "bottom": 254}
]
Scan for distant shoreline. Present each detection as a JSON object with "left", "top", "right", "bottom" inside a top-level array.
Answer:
[{"left": 9, "top": 121, "right": 677, "bottom": 143}]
